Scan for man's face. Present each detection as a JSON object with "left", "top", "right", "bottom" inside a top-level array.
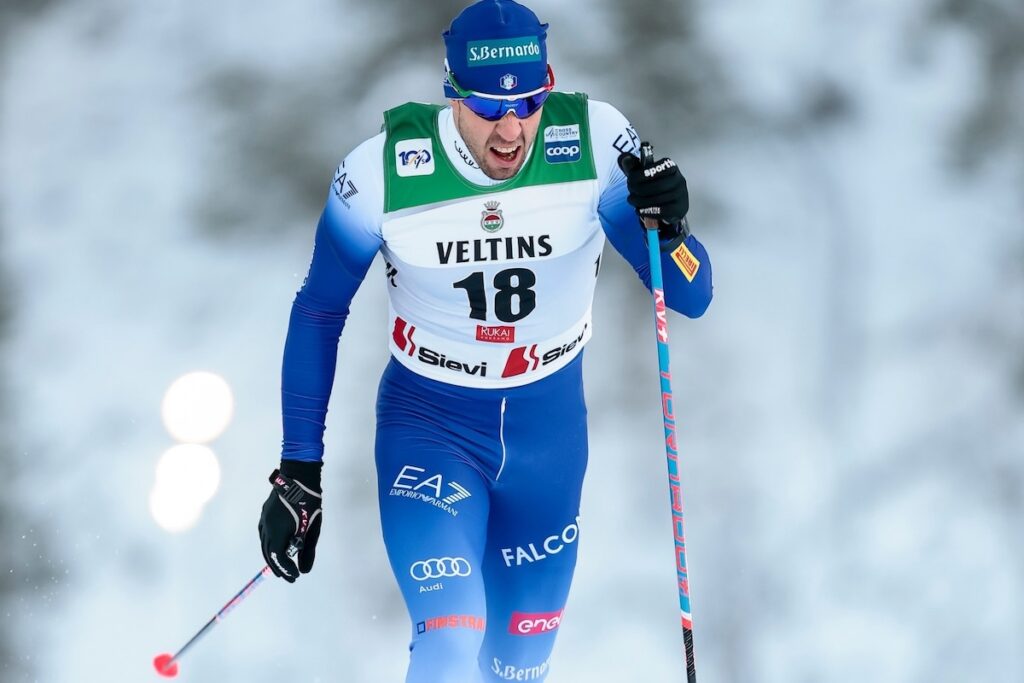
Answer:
[{"left": 451, "top": 101, "right": 544, "bottom": 181}]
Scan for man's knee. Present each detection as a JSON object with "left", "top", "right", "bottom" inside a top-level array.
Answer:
[{"left": 406, "top": 627, "right": 486, "bottom": 683}]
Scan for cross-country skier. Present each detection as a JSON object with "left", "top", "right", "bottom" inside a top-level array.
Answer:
[{"left": 257, "top": 1, "right": 713, "bottom": 680}]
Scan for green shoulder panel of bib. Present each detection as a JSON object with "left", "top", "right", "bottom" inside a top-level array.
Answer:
[{"left": 383, "top": 92, "right": 596, "bottom": 213}]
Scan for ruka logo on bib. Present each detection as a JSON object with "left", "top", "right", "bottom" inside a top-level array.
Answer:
[{"left": 480, "top": 201, "right": 504, "bottom": 233}]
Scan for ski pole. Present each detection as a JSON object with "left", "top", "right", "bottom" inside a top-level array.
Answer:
[
  {"left": 633, "top": 141, "right": 698, "bottom": 682},
  {"left": 153, "top": 539, "right": 301, "bottom": 678}
]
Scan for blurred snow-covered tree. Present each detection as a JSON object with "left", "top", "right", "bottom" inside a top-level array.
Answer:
[
  {"left": 0, "top": 234, "right": 16, "bottom": 680},
  {"left": 1, "top": 4, "right": 68, "bottom": 680},
  {"left": 195, "top": 0, "right": 466, "bottom": 239},
  {"left": 580, "top": 0, "right": 733, "bottom": 141},
  {"left": 929, "top": 0, "right": 1024, "bottom": 173},
  {"left": 927, "top": 0, "right": 1024, "bottom": 415}
]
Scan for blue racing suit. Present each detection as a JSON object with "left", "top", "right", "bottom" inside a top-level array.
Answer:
[{"left": 279, "top": 97, "right": 712, "bottom": 681}]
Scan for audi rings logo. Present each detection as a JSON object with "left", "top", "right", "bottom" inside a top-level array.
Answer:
[{"left": 410, "top": 557, "right": 472, "bottom": 581}]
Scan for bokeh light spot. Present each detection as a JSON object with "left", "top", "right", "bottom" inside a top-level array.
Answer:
[
  {"left": 149, "top": 486, "right": 204, "bottom": 534},
  {"left": 161, "top": 371, "right": 234, "bottom": 443},
  {"left": 155, "top": 443, "right": 222, "bottom": 506}
]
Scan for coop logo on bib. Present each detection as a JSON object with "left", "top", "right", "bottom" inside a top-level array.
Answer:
[
  {"left": 396, "top": 138, "right": 435, "bottom": 177},
  {"left": 544, "top": 124, "right": 581, "bottom": 164}
]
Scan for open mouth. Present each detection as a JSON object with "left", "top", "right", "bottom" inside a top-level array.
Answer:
[{"left": 489, "top": 145, "right": 521, "bottom": 165}]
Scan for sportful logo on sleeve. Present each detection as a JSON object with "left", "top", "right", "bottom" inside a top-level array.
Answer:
[{"left": 466, "top": 37, "right": 542, "bottom": 67}]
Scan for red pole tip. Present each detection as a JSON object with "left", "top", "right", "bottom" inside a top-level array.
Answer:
[{"left": 153, "top": 653, "right": 179, "bottom": 678}]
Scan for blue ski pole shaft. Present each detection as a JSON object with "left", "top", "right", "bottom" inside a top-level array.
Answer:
[
  {"left": 154, "top": 539, "right": 301, "bottom": 678},
  {"left": 638, "top": 141, "right": 697, "bottom": 682},
  {"left": 174, "top": 565, "right": 272, "bottom": 660}
]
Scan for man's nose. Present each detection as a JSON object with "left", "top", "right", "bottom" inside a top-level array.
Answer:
[{"left": 494, "top": 111, "right": 523, "bottom": 140}]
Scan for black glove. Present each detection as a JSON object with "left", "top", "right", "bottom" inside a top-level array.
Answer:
[
  {"left": 618, "top": 144, "right": 691, "bottom": 250},
  {"left": 258, "top": 460, "right": 323, "bottom": 583}
]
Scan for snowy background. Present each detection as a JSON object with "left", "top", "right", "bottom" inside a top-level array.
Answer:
[{"left": 1, "top": 0, "right": 1022, "bottom": 681}]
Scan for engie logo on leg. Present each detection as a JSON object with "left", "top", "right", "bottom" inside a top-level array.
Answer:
[
  {"left": 509, "top": 609, "right": 564, "bottom": 635},
  {"left": 544, "top": 124, "right": 581, "bottom": 164}
]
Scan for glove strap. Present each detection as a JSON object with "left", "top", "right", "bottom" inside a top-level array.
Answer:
[
  {"left": 277, "top": 459, "right": 323, "bottom": 493},
  {"left": 643, "top": 218, "right": 691, "bottom": 253}
]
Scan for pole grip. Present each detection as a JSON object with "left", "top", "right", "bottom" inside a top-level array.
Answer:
[{"left": 639, "top": 142, "right": 660, "bottom": 230}]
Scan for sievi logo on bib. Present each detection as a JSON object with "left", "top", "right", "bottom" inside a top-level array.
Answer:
[
  {"left": 396, "top": 138, "right": 435, "bottom": 177},
  {"left": 501, "top": 324, "right": 588, "bottom": 378},
  {"left": 544, "top": 124, "right": 581, "bottom": 164}
]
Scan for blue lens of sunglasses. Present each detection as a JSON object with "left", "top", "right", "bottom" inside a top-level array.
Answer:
[{"left": 460, "top": 90, "right": 551, "bottom": 121}]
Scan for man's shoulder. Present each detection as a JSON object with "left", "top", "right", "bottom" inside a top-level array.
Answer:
[
  {"left": 386, "top": 101, "right": 446, "bottom": 114},
  {"left": 324, "top": 131, "right": 386, "bottom": 221},
  {"left": 330, "top": 131, "right": 386, "bottom": 181},
  {"left": 347, "top": 131, "right": 387, "bottom": 159},
  {"left": 383, "top": 101, "right": 446, "bottom": 135},
  {"left": 586, "top": 99, "right": 631, "bottom": 134},
  {"left": 586, "top": 99, "right": 639, "bottom": 159}
]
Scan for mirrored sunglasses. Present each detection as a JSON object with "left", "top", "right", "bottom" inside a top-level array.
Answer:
[{"left": 447, "top": 65, "right": 555, "bottom": 122}]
